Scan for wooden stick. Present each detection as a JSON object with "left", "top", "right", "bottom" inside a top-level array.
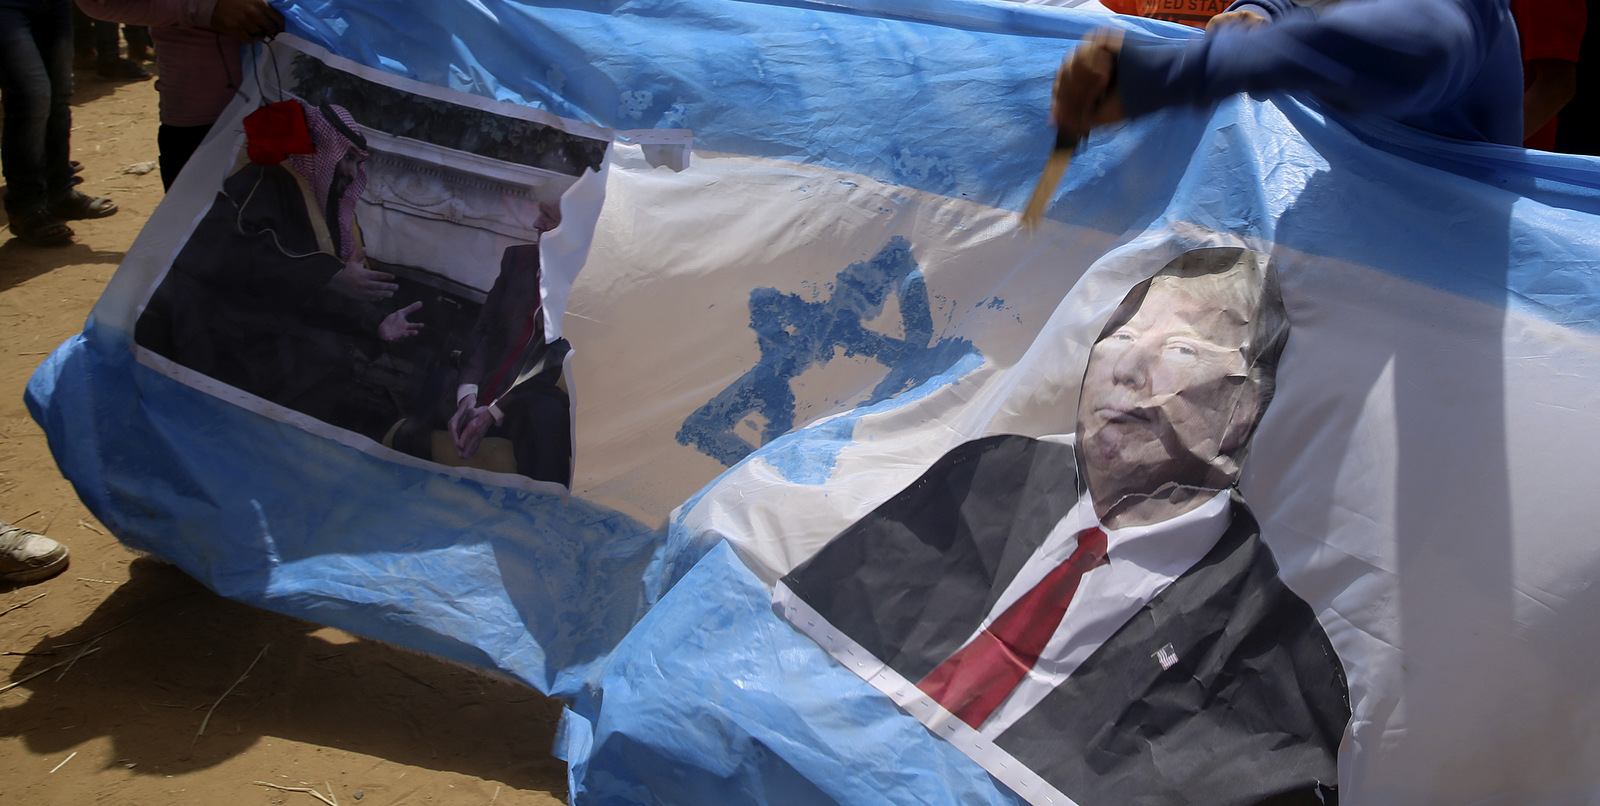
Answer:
[
  {"left": 195, "top": 644, "right": 269, "bottom": 745},
  {"left": 0, "top": 592, "right": 47, "bottom": 618},
  {"left": 48, "top": 751, "right": 78, "bottom": 774},
  {"left": 253, "top": 781, "right": 337, "bottom": 806},
  {"left": 56, "top": 637, "right": 103, "bottom": 681},
  {"left": 0, "top": 645, "right": 101, "bottom": 693}
]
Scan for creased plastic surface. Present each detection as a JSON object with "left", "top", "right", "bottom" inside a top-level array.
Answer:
[{"left": 26, "top": 0, "right": 1600, "bottom": 804}]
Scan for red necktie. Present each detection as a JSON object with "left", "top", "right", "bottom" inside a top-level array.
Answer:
[
  {"left": 918, "top": 527, "right": 1109, "bottom": 729},
  {"left": 482, "top": 306, "right": 542, "bottom": 403}
]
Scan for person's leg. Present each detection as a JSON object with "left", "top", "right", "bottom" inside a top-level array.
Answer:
[
  {"left": 91, "top": 9, "right": 149, "bottom": 80},
  {"left": 3, "top": 0, "right": 112, "bottom": 243},
  {"left": 123, "top": 23, "right": 150, "bottom": 61},
  {"left": 38, "top": 0, "right": 75, "bottom": 200},
  {"left": 157, "top": 122, "right": 214, "bottom": 190},
  {"left": 92, "top": 15, "right": 117, "bottom": 63},
  {"left": 0, "top": 1, "right": 73, "bottom": 244},
  {"left": 503, "top": 388, "right": 574, "bottom": 486},
  {"left": 39, "top": 0, "right": 119, "bottom": 222},
  {"left": 70, "top": 4, "right": 95, "bottom": 68},
  {"left": 0, "top": 3, "right": 55, "bottom": 215}
]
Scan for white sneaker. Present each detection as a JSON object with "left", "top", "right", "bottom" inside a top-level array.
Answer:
[{"left": 0, "top": 520, "right": 70, "bottom": 584}]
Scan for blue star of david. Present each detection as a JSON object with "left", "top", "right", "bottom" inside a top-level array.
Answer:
[{"left": 677, "top": 236, "right": 977, "bottom": 467}]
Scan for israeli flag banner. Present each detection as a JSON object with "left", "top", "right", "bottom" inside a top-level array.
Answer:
[{"left": 27, "top": 0, "right": 1600, "bottom": 803}]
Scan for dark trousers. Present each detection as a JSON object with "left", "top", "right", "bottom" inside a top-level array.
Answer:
[
  {"left": 71, "top": 6, "right": 147, "bottom": 62},
  {"left": 0, "top": 0, "right": 74, "bottom": 215},
  {"left": 493, "top": 387, "right": 573, "bottom": 486},
  {"left": 158, "top": 123, "right": 213, "bottom": 191},
  {"left": 92, "top": 19, "right": 150, "bottom": 63},
  {"left": 100, "top": 21, "right": 149, "bottom": 60},
  {"left": 391, "top": 383, "right": 573, "bottom": 487}
]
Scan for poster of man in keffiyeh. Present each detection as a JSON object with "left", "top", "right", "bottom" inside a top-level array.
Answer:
[{"left": 131, "top": 46, "right": 611, "bottom": 491}]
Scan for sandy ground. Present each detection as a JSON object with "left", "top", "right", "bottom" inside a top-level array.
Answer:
[{"left": 2, "top": 65, "right": 568, "bottom": 806}]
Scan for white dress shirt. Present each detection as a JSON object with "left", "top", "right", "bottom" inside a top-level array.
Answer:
[{"left": 972, "top": 488, "right": 1232, "bottom": 739}]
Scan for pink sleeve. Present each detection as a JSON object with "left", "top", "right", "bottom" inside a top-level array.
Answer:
[{"left": 75, "top": 0, "right": 221, "bottom": 30}]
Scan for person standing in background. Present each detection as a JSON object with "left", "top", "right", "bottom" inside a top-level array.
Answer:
[
  {"left": 75, "top": 0, "right": 283, "bottom": 189},
  {"left": 71, "top": 3, "right": 152, "bottom": 80},
  {"left": 2, "top": 0, "right": 119, "bottom": 247}
]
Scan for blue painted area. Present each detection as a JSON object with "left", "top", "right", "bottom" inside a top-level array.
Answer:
[
  {"left": 25, "top": 329, "right": 665, "bottom": 698},
  {"left": 571, "top": 542, "right": 1026, "bottom": 806},
  {"left": 676, "top": 236, "right": 978, "bottom": 468},
  {"left": 273, "top": 0, "right": 1600, "bottom": 327},
  {"left": 643, "top": 346, "right": 979, "bottom": 606},
  {"left": 26, "top": 3, "right": 1600, "bottom": 804},
  {"left": 277, "top": 0, "right": 1179, "bottom": 228},
  {"left": 756, "top": 351, "right": 984, "bottom": 485}
]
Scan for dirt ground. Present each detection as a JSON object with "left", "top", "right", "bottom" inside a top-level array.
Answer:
[{"left": 2, "top": 66, "right": 568, "bottom": 806}]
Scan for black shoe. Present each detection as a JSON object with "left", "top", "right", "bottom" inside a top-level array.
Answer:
[
  {"left": 6, "top": 208, "right": 74, "bottom": 247},
  {"left": 47, "top": 189, "right": 118, "bottom": 221}
]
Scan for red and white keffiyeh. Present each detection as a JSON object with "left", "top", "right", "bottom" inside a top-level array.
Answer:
[{"left": 286, "top": 101, "right": 369, "bottom": 261}]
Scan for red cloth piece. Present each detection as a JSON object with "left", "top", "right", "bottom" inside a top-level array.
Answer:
[
  {"left": 1511, "top": 0, "right": 1587, "bottom": 149},
  {"left": 242, "top": 100, "right": 315, "bottom": 166}
]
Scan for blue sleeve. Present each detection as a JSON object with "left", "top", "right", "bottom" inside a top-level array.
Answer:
[
  {"left": 1227, "top": 0, "right": 1315, "bottom": 22},
  {"left": 1115, "top": 0, "right": 1501, "bottom": 125}
]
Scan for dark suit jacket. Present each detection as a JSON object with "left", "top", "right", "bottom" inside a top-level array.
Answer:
[
  {"left": 451, "top": 243, "right": 572, "bottom": 485},
  {"left": 459, "top": 243, "right": 568, "bottom": 411},
  {"left": 781, "top": 435, "right": 1349, "bottom": 806}
]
